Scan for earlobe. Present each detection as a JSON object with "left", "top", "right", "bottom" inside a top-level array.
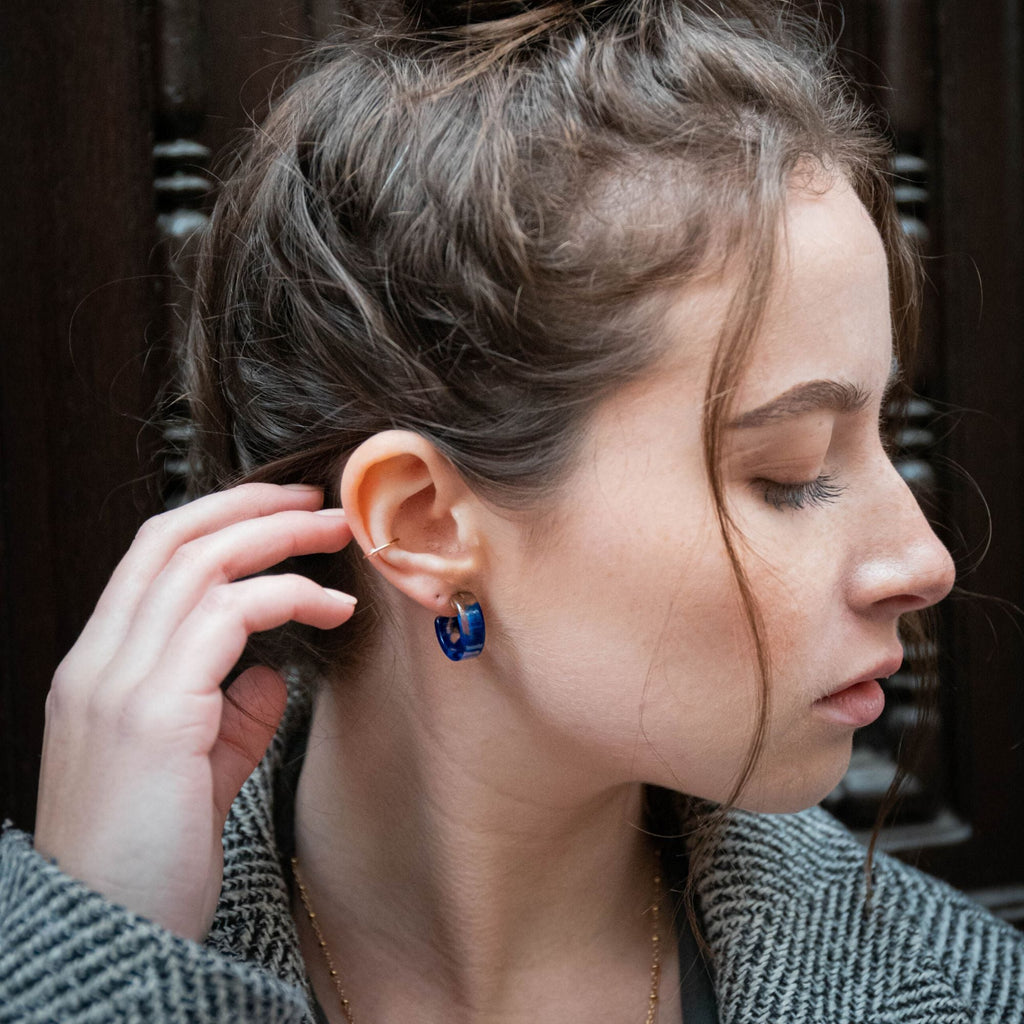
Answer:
[{"left": 340, "top": 431, "right": 482, "bottom": 614}]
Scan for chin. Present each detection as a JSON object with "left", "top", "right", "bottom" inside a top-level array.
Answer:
[{"left": 730, "top": 740, "right": 855, "bottom": 815}]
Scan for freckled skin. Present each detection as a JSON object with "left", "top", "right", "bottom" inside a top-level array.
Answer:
[
  {"left": 282, "top": 179, "right": 959, "bottom": 1023},
  {"left": 487, "top": 179, "right": 955, "bottom": 813}
]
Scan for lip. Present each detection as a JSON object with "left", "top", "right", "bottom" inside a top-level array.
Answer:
[{"left": 813, "top": 654, "right": 903, "bottom": 728}]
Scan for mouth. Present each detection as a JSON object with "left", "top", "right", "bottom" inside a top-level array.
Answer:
[{"left": 813, "top": 655, "right": 903, "bottom": 728}]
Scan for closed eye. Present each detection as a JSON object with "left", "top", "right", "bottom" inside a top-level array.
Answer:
[{"left": 757, "top": 473, "right": 846, "bottom": 511}]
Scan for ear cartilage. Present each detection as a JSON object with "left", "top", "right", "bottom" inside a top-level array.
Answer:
[
  {"left": 365, "top": 538, "right": 399, "bottom": 559},
  {"left": 435, "top": 592, "right": 485, "bottom": 661}
]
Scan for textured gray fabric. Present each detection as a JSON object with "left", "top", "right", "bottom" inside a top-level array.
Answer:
[
  {"left": 697, "top": 807, "right": 1024, "bottom": 1023},
  {"left": 2, "top": 689, "right": 1023, "bottom": 1024}
]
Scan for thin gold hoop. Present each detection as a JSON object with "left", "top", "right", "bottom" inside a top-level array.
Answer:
[{"left": 364, "top": 538, "right": 399, "bottom": 559}]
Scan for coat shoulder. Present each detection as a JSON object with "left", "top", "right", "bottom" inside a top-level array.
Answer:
[{"left": 693, "top": 806, "right": 1024, "bottom": 1024}]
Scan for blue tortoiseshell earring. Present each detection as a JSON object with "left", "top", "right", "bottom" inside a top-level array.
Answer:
[{"left": 434, "top": 592, "right": 485, "bottom": 661}]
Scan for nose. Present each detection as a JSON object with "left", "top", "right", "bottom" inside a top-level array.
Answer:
[{"left": 848, "top": 461, "right": 956, "bottom": 617}]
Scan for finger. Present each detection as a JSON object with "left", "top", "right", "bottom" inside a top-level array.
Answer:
[
  {"left": 210, "top": 666, "right": 289, "bottom": 821},
  {"left": 149, "top": 508, "right": 353, "bottom": 610},
  {"left": 131, "top": 574, "right": 357, "bottom": 709},
  {"left": 108, "top": 511, "right": 353, "bottom": 684},
  {"left": 67, "top": 484, "right": 328, "bottom": 675},
  {"left": 98, "top": 484, "right": 327, "bottom": 622}
]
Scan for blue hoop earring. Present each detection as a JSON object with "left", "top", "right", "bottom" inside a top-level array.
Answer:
[{"left": 434, "top": 592, "right": 485, "bottom": 661}]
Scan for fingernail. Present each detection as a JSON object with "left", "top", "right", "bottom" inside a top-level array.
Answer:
[
  {"left": 323, "top": 589, "right": 358, "bottom": 604},
  {"left": 314, "top": 508, "right": 348, "bottom": 517},
  {"left": 282, "top": 483, "right": 323, "bottom": 491}
]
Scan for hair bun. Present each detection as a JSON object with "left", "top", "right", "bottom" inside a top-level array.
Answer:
[{"left": 408, "top": 0, "right": 574, "bottom": 32}]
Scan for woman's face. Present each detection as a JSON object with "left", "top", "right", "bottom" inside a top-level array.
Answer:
[{"left": 491, "top": 178, "right": 955, "bottom": 812}]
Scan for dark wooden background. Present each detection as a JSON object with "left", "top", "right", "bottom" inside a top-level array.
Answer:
[{"left": 2, "top": 0, "right": 1022, "bottom": 919}]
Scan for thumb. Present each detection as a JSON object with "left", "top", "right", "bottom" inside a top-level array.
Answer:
[{"left": 210, "top": 666, "right": 289, "bottom": 821}]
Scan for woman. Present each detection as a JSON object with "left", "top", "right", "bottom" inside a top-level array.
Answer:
[{"left": 2, "top": 1, "right": 1022, "bottom": 1021}]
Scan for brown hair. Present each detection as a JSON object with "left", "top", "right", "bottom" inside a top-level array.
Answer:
[{"left": 186, "top": 0, "right": 918, "bottom": 820}]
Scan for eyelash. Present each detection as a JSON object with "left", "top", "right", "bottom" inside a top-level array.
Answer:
[{"left": 758, "top": 472, "right": 846, "bottom": 511}]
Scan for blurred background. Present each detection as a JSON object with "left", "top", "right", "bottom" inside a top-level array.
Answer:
[{"left": 1, "top": 0, "right": 1022, "bottom": 924}]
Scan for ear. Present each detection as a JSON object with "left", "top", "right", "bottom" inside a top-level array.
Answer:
[{"left": 340, "top": 431, "right": 484, "bottom": 615}]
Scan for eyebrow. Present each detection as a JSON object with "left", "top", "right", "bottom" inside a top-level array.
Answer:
[{"left": 727, "top": 378, "right": 873, "bottom": 429}]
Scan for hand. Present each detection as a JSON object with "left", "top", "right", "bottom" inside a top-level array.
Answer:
[{"left": 33, "top": 483, "right": 356, "bottom": 941}]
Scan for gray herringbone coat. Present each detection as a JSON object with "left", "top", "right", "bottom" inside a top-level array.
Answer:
[{"left": 3, "top": 693, "right": 1023, "bottom": 1023}]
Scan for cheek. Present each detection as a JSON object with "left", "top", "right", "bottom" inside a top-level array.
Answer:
[
  {"left": 742, "top": 521, "right": 845, "bottom": 681},
  {"left": 496, "top": 502, "right": 739, "bottom": 747},
  {"left": 619, "top": 530, "right": 771, "bottom": 790},
  {"left": 637, "top": 521, "right": 851, "bottom": 801}
]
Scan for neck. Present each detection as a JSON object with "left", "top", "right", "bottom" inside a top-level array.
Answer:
[{"left": 292, "top": 638, "right": 672, "bottom": 1023}]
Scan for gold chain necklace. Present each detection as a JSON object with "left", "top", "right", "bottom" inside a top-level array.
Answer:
[{"left": 292, "top": 852, "right": 664, "bottom": 1024}]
